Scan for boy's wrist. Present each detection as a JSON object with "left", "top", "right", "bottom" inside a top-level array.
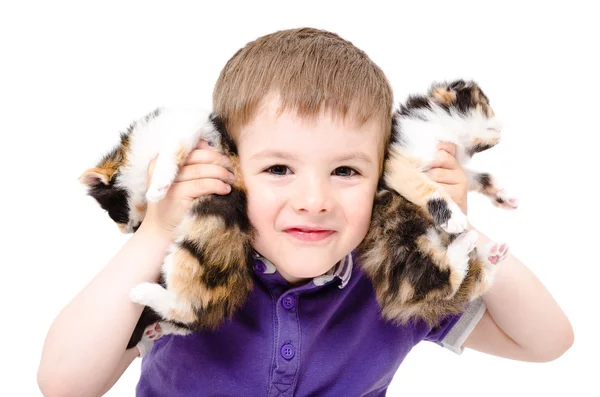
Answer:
[{"left": 136, "top": 222, "right": 175, "bottom": 245}]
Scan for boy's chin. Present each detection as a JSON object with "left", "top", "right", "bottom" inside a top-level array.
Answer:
[{"left": 275, "top": 254, "right": 341, "bottom": 279}]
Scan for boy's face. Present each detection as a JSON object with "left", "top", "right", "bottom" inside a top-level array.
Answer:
[{"left": 238, "top": 95, "right": 381, "bottom": 284}]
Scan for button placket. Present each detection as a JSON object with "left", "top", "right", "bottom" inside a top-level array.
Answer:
[{"left": 269, "top": 293, "right": 301, "bottom": 396}]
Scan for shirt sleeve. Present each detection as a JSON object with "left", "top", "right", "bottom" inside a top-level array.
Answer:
[{"left": 424, "top": 297, "right": 487, "bottom": 354}]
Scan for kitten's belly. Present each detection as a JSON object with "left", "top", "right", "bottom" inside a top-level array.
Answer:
[{"left": 400, "top": 122, "right": 447, "bottom": 167}]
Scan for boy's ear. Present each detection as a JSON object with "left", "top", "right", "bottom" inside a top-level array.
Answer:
[{"left": 78, "top": 167, "right": 113, "bottom": 186}]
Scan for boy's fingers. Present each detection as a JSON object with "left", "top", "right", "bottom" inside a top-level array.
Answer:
[
  {"left": 427, "top": 167, "right": 463, "bottom": 185},
  {"left": 196, "top": 139, "right": 211, "bottom": 150},
  {"left": 147, "top": 156, "right": 158, "bottom": 186},
  {"left": 430, "top": 149, "right": 459, "bottom": 170},
  {"left": 169, "top": 178, "right": 231, "bottom": 199},
  {"left": 438, "top": 141, "right": 457, "bottom": 157},
  {"left": 184, "top": 149, "right": 232, "bottom": 170},
  {"left": 174, "top": 163, "right": 235, "bottom": 183}
]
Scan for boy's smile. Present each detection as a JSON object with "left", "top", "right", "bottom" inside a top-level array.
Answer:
[{"left": 238, "top": 94, "right": 382, "bottom": 285}]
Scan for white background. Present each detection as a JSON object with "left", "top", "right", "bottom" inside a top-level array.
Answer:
[{"left": 1, "top": 1, "right": 597, "bottom": 396}]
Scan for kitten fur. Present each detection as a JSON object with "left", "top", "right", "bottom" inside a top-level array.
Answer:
[
  {"left": 358, "top": 79, "right": 515, "bottom": 326},
  {"left": 79, "top": 80, "right": 513, "bottom": 348},
  {"left": 80, "top": 108, "right": 254, "bottom": 349}
]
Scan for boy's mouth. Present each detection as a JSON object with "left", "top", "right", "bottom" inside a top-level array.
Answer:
[{"left": 283, "top": 227, "right": 335, "bottom": 242}]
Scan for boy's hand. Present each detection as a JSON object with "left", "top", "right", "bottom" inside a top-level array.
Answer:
[
  {"left": 427, "top": 142, "right": 469, "bottom": 214},
  {"left": 140, "top": 139, "right": 235, "bottom": 237}
]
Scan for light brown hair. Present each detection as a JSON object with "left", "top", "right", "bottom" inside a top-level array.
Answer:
[{"left": 212, "top": 27, "right": 393, "bottom": 168}]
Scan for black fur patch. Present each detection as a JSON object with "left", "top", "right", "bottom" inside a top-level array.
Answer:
[
  {"left": 405, "top": 250, "right": 450, "bottom": 301},
  {"left": 454, "top": 88, "right": 474, "bottom": 115},
  {"left": 179, "top": 237, "right": 242, "bottom": 289},
  {"left": 448, "top": 79, "right": 466, "bottom": 91},
  {"left": 87, "top": 178, "right": 130, "bottom": 225},
  {"left": 190, "top": 188, "right": 251, "bottom": 232},
  {"left": 476, "top": 173, "right": 492, "bottom": 189},
  {"left": 402, "top": 95, "right": 432, "bottom": 113},
  {"left": 210, "top": 114, "right": 238, "bottom": 155},
  {"left": 427, "top": 198, "right": 452, "bottom": 227},
  {"left": 467, "top": 143, "right": 494, "bottom": 157}
]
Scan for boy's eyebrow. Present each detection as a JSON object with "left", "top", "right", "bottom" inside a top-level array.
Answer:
[{"left": 251, "top": 150, "right": 373, "bottom": 164}]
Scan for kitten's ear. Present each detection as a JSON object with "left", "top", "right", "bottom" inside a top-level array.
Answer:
[
  {"left": 448, "top": 79, "right": 467, "bottom": 91},
  {"left": 78, "top": 167, "right": 113, "bottom": 186}
]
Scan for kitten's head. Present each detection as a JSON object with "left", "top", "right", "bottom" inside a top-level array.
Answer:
[
  {"left": 428, "top": 79, "right": 495, "bottom": 118},
  {"left": 79, "top": 137, "right": 137, "bottom": 233},
  {"left": 428, "top": 79, "right": 503, "bottom": 156}
]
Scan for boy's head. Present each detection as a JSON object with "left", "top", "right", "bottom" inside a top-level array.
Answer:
[{"left": 212, "top": 28, "right": 393, "bottom": 284}]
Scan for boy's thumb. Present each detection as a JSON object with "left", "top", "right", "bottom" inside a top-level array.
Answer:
[{"left": 147, "top": 157, "right": 157, "bottom": 187}]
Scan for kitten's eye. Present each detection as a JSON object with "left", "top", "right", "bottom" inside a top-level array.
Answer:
[
  {"left": 334, "top": 166, "right": 358, "bottom": 178},
  {"left": 266, "top": 165, "right": 290, "bottom": 176}
]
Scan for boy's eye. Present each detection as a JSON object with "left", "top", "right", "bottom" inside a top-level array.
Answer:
[
  {"left": 334, "top": 167, "right": 358, "bottom": 177},
  {"left": 264, "top": 165, "right": 359, "bottom": 178},
  {"left": 266, "top": 165, "right": 290, "bottom": 176}
]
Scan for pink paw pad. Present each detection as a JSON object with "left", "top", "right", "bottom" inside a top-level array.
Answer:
[
  {"left": 144, "top": 323, "right": 162, "bottom": 340},
  {"left": 487, "top": 243, "right": 509, "bottom": 265}
]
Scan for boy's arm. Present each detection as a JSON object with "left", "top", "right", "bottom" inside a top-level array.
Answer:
[
  {"left": 462, "top": 229, "right": 573, "bottom": 362},
  {"left": 427, "top": 142, "right": 573, "bottom": 362},
  {"left": 37, "top": 225, "right": 171, "bottom": 397}
]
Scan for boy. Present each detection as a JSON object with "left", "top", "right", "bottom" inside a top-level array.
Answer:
[{"left": 38, "top": 27, "right": 573, "bottom": 396}]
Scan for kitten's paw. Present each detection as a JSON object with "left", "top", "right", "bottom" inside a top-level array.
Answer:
[
  {"left": 447, "top": 229, "right": 479, "bottom": 279},
  {"left": 146, "top": 162, "right": 180, "bottom": 202},
  {"left": 441, "top": 203, "right": 469, "bottom": 234},
  {"left": 493, "top": 190, "right": 518, "bottom": 210},
  {"left": 136, "top": 322, "right": 164, "bottom": 356},
  {"left": 478, "top": 241, "right": 508, "bottom": 285},
  {"left": 146, "top": 183, "right": 171, "bottom": 202},
  {"left": 130, "top": 282, "right": 166, "bottom": 307},
  {"left": 144, "top": 322, "right": 163, "bottom": 340},
  {"left": 482, "top": 241, "right": 509, "bottom": 265}
]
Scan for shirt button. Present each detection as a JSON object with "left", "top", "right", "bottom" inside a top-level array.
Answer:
[
  {"left": 282, "top": 295, "right": 295, "bottom": 309},
  {"left": 253, "top": 261, "right": 266, "bottom": 274},
  {"left": 280, "top": 343, "right": 295, "bottom": 360}
]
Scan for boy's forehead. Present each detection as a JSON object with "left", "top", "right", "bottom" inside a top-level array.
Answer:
[
  {"left": 238, "top": 104, "right": 382, "bottom": 165},
  {"left": 244, "top": 92, "right": 380, "bottom": 136}
]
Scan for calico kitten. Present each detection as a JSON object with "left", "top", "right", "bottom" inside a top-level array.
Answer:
[
  {"left": 384, "top": 79, "right": 517, "bottom": 235},
  {"left": 79, "top": 108, "right": 255, "bottom": 349},
  {"left": 358, "top": 79, "right": 515, "bottom": 326}
]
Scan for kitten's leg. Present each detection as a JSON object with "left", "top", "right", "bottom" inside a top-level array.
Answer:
[
  {"left": 465, "top": 241, "right": 508, "bottom": 300},
  {"left": 465, "top": 169, "right": 518, "bottom": 209},
  {"left": 135, "top": 323, "right": 162, "bottom": 356},
  {"left": 465, "top": 126, "right": 502, "bottom": 156},
  {"left": 385, "top": 147, "right": 468, "bottom": 233},
  {"left": 130, "top": 282, "right": 197, "bottom": 325},
  {"left": 146, "top": 109, "right": 220, "bottom": 203},
  {"left": 135, "top": 322, "right": 192, "bottom": 356},
  {"left": 138, "top": 321, "right": 191, "bottom": 345},
  {"left": 145, "top": 147, "right": 189, "bottom": 202},
  {"left": 445, "top": 229, "right": 479, "bottom": 288}
]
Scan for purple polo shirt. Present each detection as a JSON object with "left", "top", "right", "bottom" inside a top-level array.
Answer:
[{"left": 136, "top": 251, "right": 486, "bottom": 396}]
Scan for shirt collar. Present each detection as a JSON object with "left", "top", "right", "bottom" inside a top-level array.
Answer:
[{"left": 252, "top": 251, "right": 353, "bottom": 289}]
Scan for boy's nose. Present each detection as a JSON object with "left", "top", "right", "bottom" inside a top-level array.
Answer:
[{"left": 291, "top": 177, "right": 332, "bottom": 214}]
